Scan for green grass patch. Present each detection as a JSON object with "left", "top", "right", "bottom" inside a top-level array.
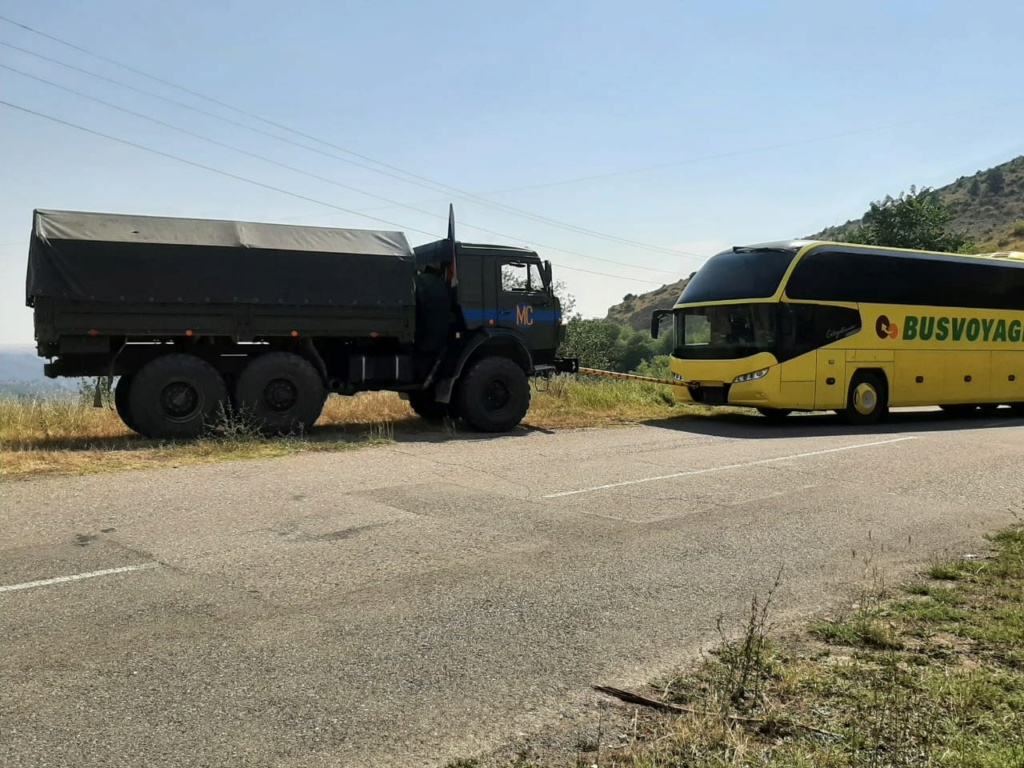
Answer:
[{"left": 928, "top": 561, "right": 966, "bottom": 581}]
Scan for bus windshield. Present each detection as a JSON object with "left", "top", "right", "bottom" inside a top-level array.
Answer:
[
  {"left": 674, "top": 303, "right": 778, "bottom": 360},
  {"left": 679, "top": 248, "right": 796, "bottom": 304}
]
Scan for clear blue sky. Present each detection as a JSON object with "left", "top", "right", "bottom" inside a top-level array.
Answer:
[{"left": 1, "top": 0, "right": 1021, "bottom": 345}]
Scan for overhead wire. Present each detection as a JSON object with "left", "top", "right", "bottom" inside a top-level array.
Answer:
[
  {"left": 0, "top": 99, "right": 669, "bottom": 286},
  {"left": 4, "top": 14, "right": 1018, "bottom": 252},
  {"left": 0, "top": 63, "right": 685, "bottom": 279},
  {"left": 0, "top": 16, "right": 699, "bottom": 259}
]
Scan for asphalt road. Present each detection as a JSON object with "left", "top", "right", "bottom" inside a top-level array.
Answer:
[{"left": 3, "top": 408, "right": 1023, "bottom": 767}]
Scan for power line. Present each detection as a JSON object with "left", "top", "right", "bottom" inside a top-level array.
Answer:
[
  {"left": 0, "top": 15, "right": 698, "bottom": 259},
  {"left": 0, "top": 99, "right": 668, "bottom": 286},
  {"left": 477, "top": 105, "right": 1024, "bottom": 194},
  {"left": 0, "top": 64, "right": 685, "bottom": 278},
  {"left": 4, "top": 15, "right": 1017, "bottom": 253}
]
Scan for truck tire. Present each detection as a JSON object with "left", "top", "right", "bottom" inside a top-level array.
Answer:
[
  {"left": 456, "top": 356, "right": 530, "bottom": 433},
  {"left": 114, "top": 375, "right": 141, "bottom": 434},
  {"left": 408, "top": 389, "right": 451, "bottom": 422},
  {"left": 841, "top": 371, "right": 887, "bottom": 425},
  {"left": 235, "top": 352, "right": 326, "bottom": 435},
  {"left": 128, "top": 354, "right": 228, "bottom": 439}
]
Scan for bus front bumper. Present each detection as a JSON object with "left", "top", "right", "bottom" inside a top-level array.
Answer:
[{"left": 669, "top": 356, "right": 782, "bottom": 408}]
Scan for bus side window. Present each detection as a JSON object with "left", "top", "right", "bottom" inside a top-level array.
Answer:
[{"left": 780, "top": 304, "right": 861, "bottom": 360}]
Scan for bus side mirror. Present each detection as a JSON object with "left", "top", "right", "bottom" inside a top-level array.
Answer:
[{"left": 651, "top": 309, "right": 670, "bottom": 339}]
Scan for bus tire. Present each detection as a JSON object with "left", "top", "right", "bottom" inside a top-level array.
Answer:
[
  {"left": 114, "top": 374, "right": 141, "bottom": 434},
  {"left": 128, "top": 354, "right": 228, "bottom": 440},
  {"left": 843, "top": 371, "right": 887, "bottom": 425},
  {"left": 235, "top": 352, "right": 327, "bottom": 435},
  {"left": 456, "top": 356, "right": 530, "bottom": 433},
  {"left": 756, "top": 407, "right": 792, "bottom": 421}
]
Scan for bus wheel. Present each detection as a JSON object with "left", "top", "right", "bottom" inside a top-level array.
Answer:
[
  {"left": 756, "top": 407, "right": 792, "bottom": 422},
  {"left": 129, "top": 354, "right": 228, "bottom": 439},
  {"left": 843, "top": 371, "right": 887, "bottom": 425}
]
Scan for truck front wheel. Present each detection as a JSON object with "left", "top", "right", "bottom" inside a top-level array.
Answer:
[
  {"left": 456, "top": 357, "right": 530, "bottom": 433},
  {"left": 235, "top": 352, "right": 327, "bottom": 435},
  {"left": 128, "top": 354, "right": 228, "bottom": 439}
]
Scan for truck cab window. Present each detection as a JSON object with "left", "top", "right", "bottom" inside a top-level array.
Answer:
[{"left": 501, "top": 262, "right": 545, "bottom": 292}]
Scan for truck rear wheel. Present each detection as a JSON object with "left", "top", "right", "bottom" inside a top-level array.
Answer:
[
  {"left": 128, "top": 354, "right": 228, "bottom": 439},
  {"left": 456, "top": 356, "right": 530, "bottom": 433},
  {"left": 408, "top": 389, "right": 451, "bottom": 422},
  {"left": 114, "top": 375, "right": 141, "bottom": 434},
  {"left": 235, "top": 352, "right": 326, "bottom": 435}
]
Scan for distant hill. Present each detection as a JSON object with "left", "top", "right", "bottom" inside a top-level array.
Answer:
[
  {"left": 812, "top": 155, "right": 1024, "bottom": 246},
  {"left": 605, "top": 155, "right": 1024, "bottom": 330},
  {"left": 605, "top": 277, "right": 692, "bottom": 331},
  {"left": 0, "top": 346, "right": 76, "bottom": 398}
]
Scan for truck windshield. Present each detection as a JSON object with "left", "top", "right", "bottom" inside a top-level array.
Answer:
[
  {"left": 679, "top": 248, "right": 796, "bottom": 304},
  {"left": 674, "top": 303, "right": 777, "bottom": 360}
]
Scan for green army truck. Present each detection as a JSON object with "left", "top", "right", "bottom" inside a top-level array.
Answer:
[{"left": 25, "top": 207, "right": 578, "bottom": 438}]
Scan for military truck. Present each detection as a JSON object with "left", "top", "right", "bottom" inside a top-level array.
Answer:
[{"left": 25, "top": 207, "right": 577, "bottom": 438}]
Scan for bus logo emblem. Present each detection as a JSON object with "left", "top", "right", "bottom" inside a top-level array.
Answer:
[{"left": 875, "top": 315, "right": 898, "bottom": 340}]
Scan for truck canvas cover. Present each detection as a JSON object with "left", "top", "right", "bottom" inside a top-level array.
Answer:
[{"left": 26, "top": 209, "right": 417, "bottom": 308}]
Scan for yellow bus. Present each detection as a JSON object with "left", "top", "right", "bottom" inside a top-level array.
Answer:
[{"left": 650, "top": 241, "right": 1024, "bottom": 424}]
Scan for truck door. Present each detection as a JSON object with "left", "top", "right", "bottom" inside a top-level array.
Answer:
[{"left": 493, "top": 258, "right": 559, "bottom": 354}]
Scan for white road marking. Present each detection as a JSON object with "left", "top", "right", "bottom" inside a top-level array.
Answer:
[
  {"left": 0, "top": 563, "right": 158, "bottom": 594},
  {"left": 542, "top": 436, "right": 918, "bottom": 498}
]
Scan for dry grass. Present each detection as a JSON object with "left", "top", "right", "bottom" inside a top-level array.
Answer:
[{"left": 1, "top": 377, "right": 705, "bottom": 480}]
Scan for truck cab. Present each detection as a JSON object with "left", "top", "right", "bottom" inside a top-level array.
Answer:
[{"left": 413, "top": 239, "right": 567, "bottom": 369}]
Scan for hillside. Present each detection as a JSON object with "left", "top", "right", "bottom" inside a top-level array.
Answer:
[
  {"left": 605, "top": 277, "right": 691, "bottom": 331},
  {"left": 605, "top": 155, "right": 1024, "bottom": 330},
  {"left": 813, "top": 155, "right": 1024, "bottom": 245}
]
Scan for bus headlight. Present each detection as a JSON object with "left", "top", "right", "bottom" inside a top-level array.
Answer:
[
  {"left": 733, "top": 367, "right": 769, "bottom": 383},
  {"left": 672, "top": 372, "right": 685, "bottom": 382}
]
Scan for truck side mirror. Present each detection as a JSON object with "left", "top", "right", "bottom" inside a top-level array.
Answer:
[{"left": 650, "top": 309, "right": 670, "bottom": 339}]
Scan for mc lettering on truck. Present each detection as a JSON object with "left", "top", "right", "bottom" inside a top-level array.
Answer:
[{"left": 882, "top": 316, "right": 1024, "bottom": 343}]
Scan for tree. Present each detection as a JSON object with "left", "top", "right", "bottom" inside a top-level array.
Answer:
[
  {"left": 559, "top": 319, "right": 624, "bottom": 371},
  {"left": 968, "top": 177, "right": 981, "bottom": 198},
  {"left": 559, "top": 318, "right": 672, "bottom": 373},
  {"left": 843, "top": 185, "right": 971, "bottom": 252},
  {"left": 986, "top": 167, "right": 1006, "bottom": 196}
]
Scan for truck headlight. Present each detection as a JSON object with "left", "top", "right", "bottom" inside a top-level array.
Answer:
[
  {"left": 671, "top": 372, "right": 685, "bottom": 382},
  {"left": 733, "top": 367, "right": 769, "bottom": 383}
]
